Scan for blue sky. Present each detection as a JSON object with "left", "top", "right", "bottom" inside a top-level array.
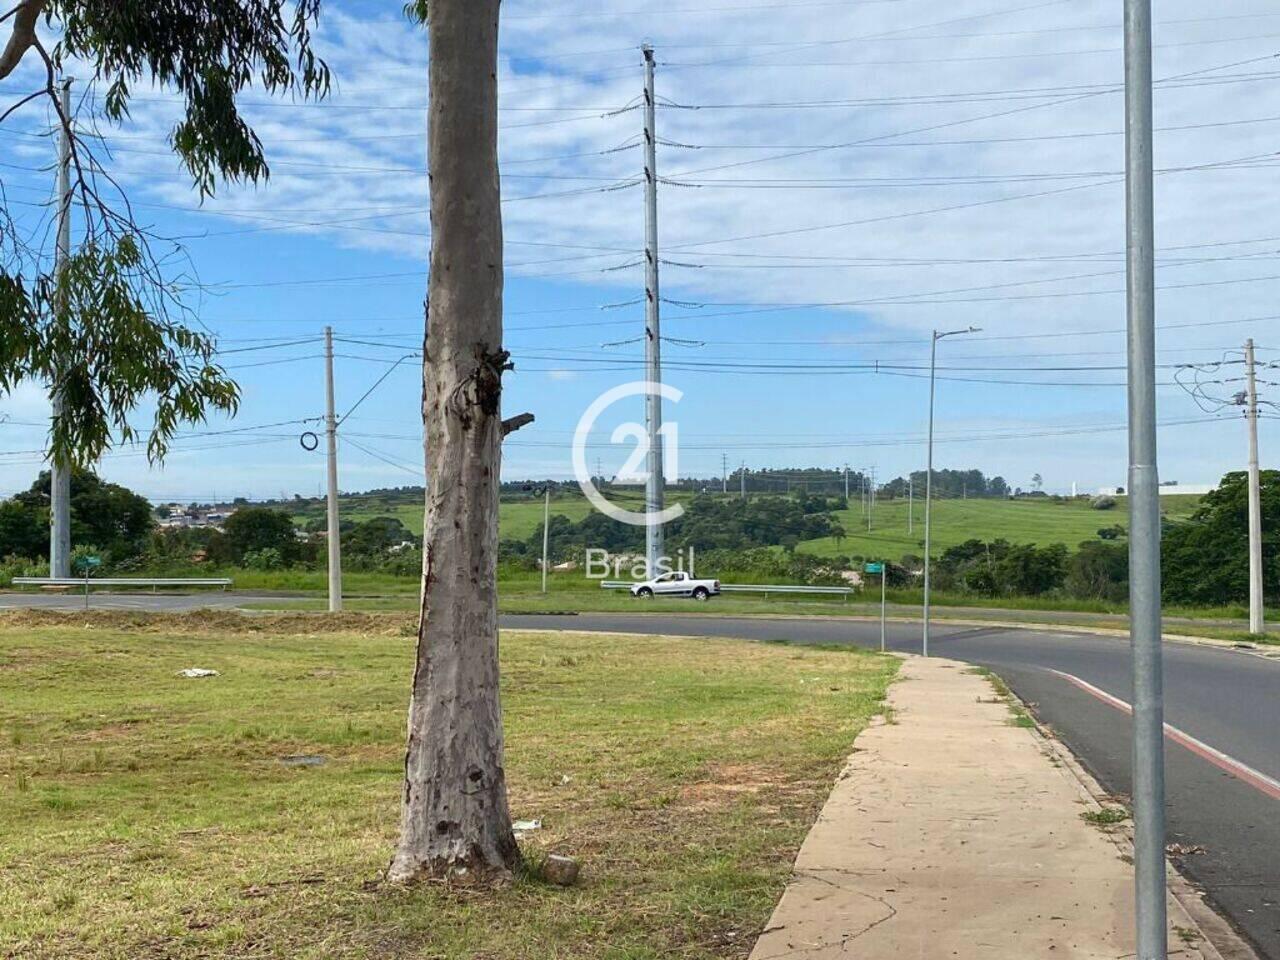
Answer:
[{"left": 3, "top": 0, "right": 1280, "bottom": 501}]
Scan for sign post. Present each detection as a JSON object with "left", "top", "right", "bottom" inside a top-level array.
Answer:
[
  {"left": 865, "top": 562, "right": 887, "bottom": 652},
  {"left": 75, "top": 556, "right": 101, "bottom": 610}
]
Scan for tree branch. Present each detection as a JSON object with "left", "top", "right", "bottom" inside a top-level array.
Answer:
[
  {"left": 0, "top": 87, "right": 41, "bottom": 124},
  {"left": 501, "top": 412, "right": 534, "bottom": 437},
  {"left": 0, "top": 0, "right": 46, "bottom": 80}
]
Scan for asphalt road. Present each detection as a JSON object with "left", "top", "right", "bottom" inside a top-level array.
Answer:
[{"left": 504, "top": 612, "right": 1280, "bottom": 959}]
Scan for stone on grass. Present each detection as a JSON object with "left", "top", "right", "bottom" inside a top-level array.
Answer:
[{"left": 541, "top": 854, "right": 580, "bottom": 887}]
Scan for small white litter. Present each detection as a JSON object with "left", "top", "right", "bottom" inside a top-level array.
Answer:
[
  {"left": 512, "top": 819, "right": 542, "bottom": 837},
  {"left": 176, "top": 668, "right": 220, "bottom": 678}
]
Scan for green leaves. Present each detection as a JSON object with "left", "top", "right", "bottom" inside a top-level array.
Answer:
[
  {"left": 2, "top": 233, "right": 240, "bottom": 467},
  {"left": 3, "top": 1, "right": 332, "bottom": 466},
  {"left": 53, "top": 0, "right": 331, "bottom": 199}
]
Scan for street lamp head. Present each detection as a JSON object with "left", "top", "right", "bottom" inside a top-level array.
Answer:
[{"left": 935, "top": 326, "right": 981, "bottom": 341}]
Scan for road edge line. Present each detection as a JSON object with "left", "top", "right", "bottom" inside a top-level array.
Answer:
[
  {"left": 1050, "top": 670, "right": 1280, "bottom": 802},
  {"left": 986, "top": 668, "right": 1261, "bottom": 960}
]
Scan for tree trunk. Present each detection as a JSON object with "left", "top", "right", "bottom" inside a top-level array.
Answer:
[{"left": 388, "top": 0, "right": 520, "bottom": 883}]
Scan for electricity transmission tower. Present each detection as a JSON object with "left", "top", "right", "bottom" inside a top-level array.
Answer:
[{"left": 642, "top": 43, "right": 665, "bottom": 576}]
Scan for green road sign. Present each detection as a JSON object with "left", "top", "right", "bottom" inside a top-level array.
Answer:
[
  {"left": 864, "top": 562, "right": 884, "bottom": 574},
  {"left": 76, "top": 556, "right": 101, "bottom": 570}
]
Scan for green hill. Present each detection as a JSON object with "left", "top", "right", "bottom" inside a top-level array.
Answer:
[
  {"left": 285, "top": 491, "right": 612, "bottom": 540},
  {"left": 798, "top": 493, "right": 1202, "bottom": 560},
  {"left": 292, "top": 489, "right": 1202, "bottom": 558}
]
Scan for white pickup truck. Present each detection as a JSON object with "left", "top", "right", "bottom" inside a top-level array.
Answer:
[{"left": 630, "top": 571, "right": 721, "bottom": 601}]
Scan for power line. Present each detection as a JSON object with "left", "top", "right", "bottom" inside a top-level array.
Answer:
[
  {"left": 661, "top": 11, "right": 1280, "bottom": 67},
  {"left": 663, "top": 147, "right": 1278, "bottom": 251},
  {"left": 658, "top": 70, "right": 1280, "bottom": 111},
  {"left": 653, "top": 30, "right": 1280, "bottom": 65},
  {"left": 662, "top": 52, "right": 1280, "bottom": 179},
  {"left": 345, "top": 438, "right": 421, "bottom": 478}
]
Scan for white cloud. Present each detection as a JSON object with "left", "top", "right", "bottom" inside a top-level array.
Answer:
[{"left": 4, "top": 0, "right": 1280, "bottom": 493}]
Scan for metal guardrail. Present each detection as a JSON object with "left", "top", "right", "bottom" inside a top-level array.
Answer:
[
  {"left": 13, "top": 577, "right": 232, "bottom": 590},
  {"left": 600, "top": 580, "right": 853, "bottom": 598}
]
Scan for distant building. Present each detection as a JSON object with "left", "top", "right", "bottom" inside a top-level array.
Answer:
[{"left": 1096, "top": 483, "right": 1215, "bottom": 497}]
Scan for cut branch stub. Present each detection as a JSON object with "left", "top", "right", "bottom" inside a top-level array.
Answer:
[{"left": 501, "top": 412, "right": 534, "bottom": 437}]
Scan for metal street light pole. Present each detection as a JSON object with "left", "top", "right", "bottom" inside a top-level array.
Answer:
[
  {"left": 922, "top": 327, "right": 979, "bottom": 658},
  {"left": 1124, "top": 2, "right": 1168, "bottom": 955}
]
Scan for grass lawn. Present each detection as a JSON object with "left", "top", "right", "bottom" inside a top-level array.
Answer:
[
  {"left": 0, "top": 611, "right": 898, "bottom": 959},
  {"left": 799, "top": 493, "right": 1203, "bottom": 559}
]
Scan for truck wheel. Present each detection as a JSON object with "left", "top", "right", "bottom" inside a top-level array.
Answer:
[
  {"left": 692, "top": 587, "right": 710, "bottom": 601},
  {"left": 636, "top": 587, "right": 654, "bottom": 598}
]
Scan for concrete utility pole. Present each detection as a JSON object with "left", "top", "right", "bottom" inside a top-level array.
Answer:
[
  {"left": 642, "top": 44, "right": 665, "bottom": 577},
  {"left": 324, "top": 326, "right": 343, "bottom": 612},
  {"left": 541, "top": 484, "right": 552, "bottom": 594},
  {"left": 923, "top": 327, "right": 978, "bottom": 657},
  {"left": 1124, "top": 3, "right": 1167, "bottom": 956},
  {"left": 740, "top": 461, "right": 746, "bottom": 500},
  {"left": 908, "top": 475, "right": 914, "bottom": 535},
  {"left": 867, "top": 466, "right": 876, "bottom": 532},
  {"left": 49, "top": 78, "right": 73, "bottom": 578},
  {"left": 1244, "top": 339, "right": 1264, "bottom": 635},
  {"left": 722, "top": 453, "right": 728, "bottom": 494},
  {"left": 843, "top": 463, "right": 850, "bottom": 501}
]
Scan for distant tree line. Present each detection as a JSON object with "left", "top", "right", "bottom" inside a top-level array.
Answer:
[
  {"left": 880, "top": 469, "right": 1010, "bottom": 500},
  {"left": 4, "top": 471, "right": 1274, "bottom": 609},
  {"left": 0, "top": 471, "right": 424, "bottom": 582},
  {"left": 501, "top": 466, "right": 1018, "bottom": 500},
  {"left": 927, "top": 472, "right": 1279, "bottom": 607},
  {"left": 502, "top": 492, "right": 848, "bottom": 569},
  {"left": 0, "top": 470, "right": 152, "bottom": 565}
]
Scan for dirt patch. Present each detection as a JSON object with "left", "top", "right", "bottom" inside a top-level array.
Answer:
[
  {"left": 77, "top": 721, "right": 148, "bottom": 742},
  {"left": 0, "top": 609, "right": 414, "bottom": 637},
  {"left": 679, "top": 762, "right": 799, "bottom": 810}
]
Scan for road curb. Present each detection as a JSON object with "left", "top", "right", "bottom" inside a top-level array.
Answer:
[
  {"left": 990, "top": 670, "right": 1262, "bottom": 960},
  {"left": 523, "top": 609, "right": 1280, "bottom": 660},
  {"left": 731, "top": 610, "right": 1280, "bottom": 661}
]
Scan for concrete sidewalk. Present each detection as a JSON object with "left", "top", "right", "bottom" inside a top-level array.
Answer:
[{"left": 750, "top": 656, "right": 1239, "bottom": 960}]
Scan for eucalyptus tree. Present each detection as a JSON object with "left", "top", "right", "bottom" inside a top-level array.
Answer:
[
  {"left": 3, "top": 0, "right": 528, "bottom": 880},
  {"left": 1, "top": 0, "right": 332, "bottom": 460},
  {"left": 388, "top": 0, "right": 531, "bottom": 882}
]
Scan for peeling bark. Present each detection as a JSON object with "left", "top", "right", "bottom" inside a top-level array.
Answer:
[{"left": 388, "top": 0, "right": 520, "bottom": 883}]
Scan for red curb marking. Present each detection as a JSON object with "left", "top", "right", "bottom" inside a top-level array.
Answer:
[{"left": 1050, "top": 669, "right": 1280, "bottom": 803}]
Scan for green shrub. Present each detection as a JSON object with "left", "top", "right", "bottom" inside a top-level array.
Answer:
[
  {"left": 243, "top": 547, "right": 284, "bottom": 571},
  {"left": 0, "top": 555, "right": 45, "bottom": 587}
]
